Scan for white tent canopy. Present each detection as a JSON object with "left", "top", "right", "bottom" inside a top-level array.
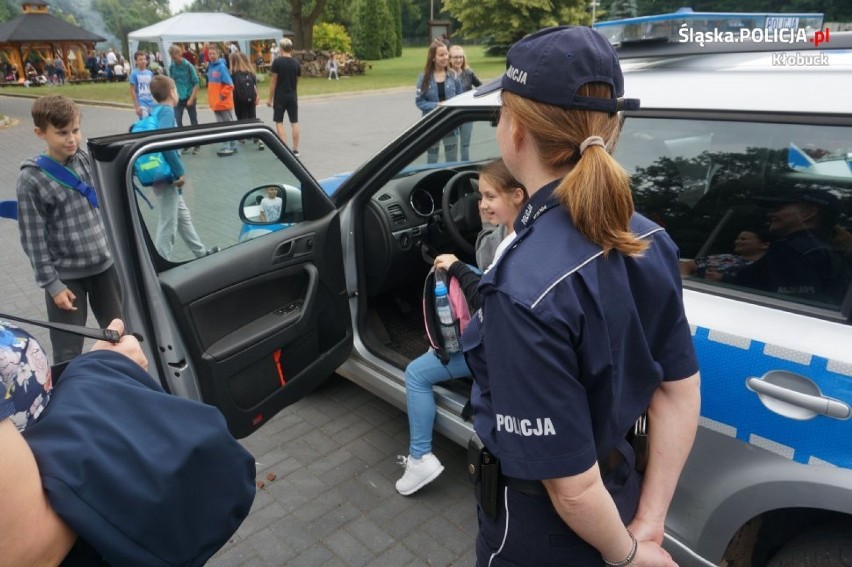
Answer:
[{"left": 128, "top": 12, "right": 285, "bottom": 70}]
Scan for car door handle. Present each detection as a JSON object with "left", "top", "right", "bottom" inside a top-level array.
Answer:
[{"left": 747, "top": 376, "right": 851, "bottom": 420}]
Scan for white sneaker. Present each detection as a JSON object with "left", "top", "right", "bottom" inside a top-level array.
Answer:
[{"left": 395, "top": 453, "right": 444, "bottom": 496}]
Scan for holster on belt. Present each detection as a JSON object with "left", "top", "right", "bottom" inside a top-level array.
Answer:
[
  {"left": 629, "top": 411, "right": 649, "bottom": 473},
  {"left": 468, "top": 433, "right": 499, "bottom": 519}
]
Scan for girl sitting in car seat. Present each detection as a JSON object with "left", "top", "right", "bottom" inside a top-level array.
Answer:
[{"left": 395, "top": 158, "right": 527, "bottom": 496}]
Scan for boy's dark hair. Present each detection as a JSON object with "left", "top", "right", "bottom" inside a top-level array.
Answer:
[
  {"left": 31, "top": 95, "right": 80, "bottom": 131},
  {"left": 150, "top": 75, "right": 174, "bottom": 102}
]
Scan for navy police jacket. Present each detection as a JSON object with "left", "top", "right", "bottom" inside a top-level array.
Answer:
[{"left": 462, "top": 180, "right": 698, "bottom": 482}]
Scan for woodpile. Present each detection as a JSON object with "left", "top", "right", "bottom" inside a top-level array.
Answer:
[{"left": 292, "top": 50, "right": 366, "bottom": 78}]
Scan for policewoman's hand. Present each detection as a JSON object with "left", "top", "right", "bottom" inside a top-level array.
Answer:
[
  {"left": 627, "top": 515, "right": 665, "bottom": 546},
  {"left": 633, "top": 540, "right": 678, "bottom": 567},
  {"left": 90, "top": 319, "right": 148, "bottom": 371}
]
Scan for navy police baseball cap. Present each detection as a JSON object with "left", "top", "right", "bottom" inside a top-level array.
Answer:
[
  {"left": 754, "top": 188, "right": 840, "bottom": 209},
  {"left": 475, "top": 26, "right": 640, "bottom": 113}
]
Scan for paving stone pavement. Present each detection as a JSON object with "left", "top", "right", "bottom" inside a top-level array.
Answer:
[{"left": 0, "top": 91, "right": 477, "bottom": 565}]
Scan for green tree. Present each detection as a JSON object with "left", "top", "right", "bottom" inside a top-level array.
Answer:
[
  {"left": 185, "top": 0, "right": 286, "bottom": 27},
  {"left": 607, "top": 0, "right": 637, "bottom": 20},
  {"left": 387, "top": 0, "right": 403, "bottom": 56},
  {"left": 94, "top": 0, "right": 170, "bottom": 55},
  {"left": 322, "top": 0, "right": 355, "bottom": 28},
  {"left": 352, "top": 0, "right": 394, "bottom": 59},
  {"left": 400, "top": 0, "right": 429, "bottom": 42},
  {"left": 442, "top": 0, "right": 590, "bottom": 53},
  {"left": 0, "top": 0, "right": 12, "bottom": 23},
  {"left": 313, "top": 21, "right": 352, "bottom": 52},
  {"left": 290, "top": 0, "right": 332, "bottom": 48}
]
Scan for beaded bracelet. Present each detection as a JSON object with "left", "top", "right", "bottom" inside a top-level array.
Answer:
[{"left": 603, "top": 529, "right": 638, "bottom": 567}]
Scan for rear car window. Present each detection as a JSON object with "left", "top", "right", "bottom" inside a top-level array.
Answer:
[{"left": 616, "top": 117, "right": 852, "bottom": 311}]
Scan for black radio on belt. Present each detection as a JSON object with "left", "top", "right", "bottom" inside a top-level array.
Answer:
[{"left": 468, "top": 434, "right": 499, "bottom": 519}]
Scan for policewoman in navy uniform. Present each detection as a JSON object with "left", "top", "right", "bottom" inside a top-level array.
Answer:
[{"left": 463, "top": 27, "right": 702, "bottom": 566}]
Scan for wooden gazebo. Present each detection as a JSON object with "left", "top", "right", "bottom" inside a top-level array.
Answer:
[{"left": 0, "top": 0, "right": 105, "bottom": 83}]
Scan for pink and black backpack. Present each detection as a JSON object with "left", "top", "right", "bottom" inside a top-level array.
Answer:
[{"left": 422, "top": 267, "right": 472, "bottom": 364}]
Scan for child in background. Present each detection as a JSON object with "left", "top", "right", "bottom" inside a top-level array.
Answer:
[
  {"left": 259, "top": 186, "right": 283, "bottom": 222},
  {"left": 206, "top": 44, "right": 238, "bottom": 156},
  {"left": 16, "top": 95, "right": 122, "bottom": 363},
  {"left": 129, "top": 51, "right": 154, "bottom": 118},
  {"left": 447, "top": 45, "right": 481, "bottom": 161},
  {"left": 396, "top": 159, "right": 527, "bottom": 495},
  {"left": 229, "top": 51, "right": 265, "bottom": 150},
  {"left": 146, "top": 75, "right": 217, "bottom": 260}
]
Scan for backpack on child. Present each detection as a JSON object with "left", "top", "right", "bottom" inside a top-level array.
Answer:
[
  {"left": 233, "top": 71, "right": 256, "bottom": 105},
  {"left": 129, "top": 106, "right": 174, "bottom": 186},
  {"left": 422, "top": 268, "right": 472, "bottom": 364}
]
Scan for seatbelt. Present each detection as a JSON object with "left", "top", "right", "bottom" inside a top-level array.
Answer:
[
  {"left": 35, "top": 155, "right": 99, "bottom": 208},
  {"left": 0, "top": 312, "right": 142, "bottom": 344}
]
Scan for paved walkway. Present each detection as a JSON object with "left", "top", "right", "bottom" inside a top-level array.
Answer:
[{"left": 0, "top": 92, "right": 476, "bottom": 565}]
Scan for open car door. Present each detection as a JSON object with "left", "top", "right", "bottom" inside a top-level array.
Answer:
[{"left": 89, "top": 121, "right": 352, "bottom": 438}]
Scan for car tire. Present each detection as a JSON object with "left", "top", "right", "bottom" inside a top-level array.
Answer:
[{"left": 767, "top": 520, "right": 852, "bottom": 567}]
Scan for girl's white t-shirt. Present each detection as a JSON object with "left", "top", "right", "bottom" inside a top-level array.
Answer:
[{"left": 484, "top": 231, "right": 517, "bottom": 274}]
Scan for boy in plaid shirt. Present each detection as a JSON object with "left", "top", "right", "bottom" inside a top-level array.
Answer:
[{"left": 16, "top": 95, "right": 122, "bottom": 363}]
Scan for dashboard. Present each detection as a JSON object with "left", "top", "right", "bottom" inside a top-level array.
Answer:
[{"left": 362, "top": 166, "right": 476, "bottom": 296}]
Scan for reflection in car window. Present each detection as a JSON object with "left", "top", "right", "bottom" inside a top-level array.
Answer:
[
  {"left": 616, "top": 118, "right": 852, "bottom": 309},
  {"left": 133, "top": 136, "right": 303, "bottom": 263}
]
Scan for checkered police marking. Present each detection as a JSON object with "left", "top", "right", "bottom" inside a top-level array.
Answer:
[
  {"left": 808, "top": 456, "right": 837, "bottom": 467},
  {"left": 695, "top": 325, "right": 851, "bottom": 469},
  {"left": 698, "top": 416, "right": 737, "bottom": 437},
  {"left": 763, "top": 344, "right": 812, "bottom": 365},
  {"left": 707, "top": 329, "right": 751, "bottom": 349},
  {"left": 749, "top": 434, "right": 795, "bottom": 459},
  {"left": 827, "top": 360, "right": 852, "bottom": 377}
]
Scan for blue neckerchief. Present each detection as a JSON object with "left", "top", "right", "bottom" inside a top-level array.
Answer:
[{"left": 35, "top": 154, "right": 99, "bottom": 208}]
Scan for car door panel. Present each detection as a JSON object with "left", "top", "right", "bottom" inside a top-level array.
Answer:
[
  {"left": 158, "top": 218, "right": 349, "bottom": 438},
  {"left": 88, "top": 124, "right": 352, "bottom": 438}
]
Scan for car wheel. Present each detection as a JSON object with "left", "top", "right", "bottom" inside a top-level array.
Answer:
[{"left": 767, "top": 520, "right": 852, "bottom": 567}]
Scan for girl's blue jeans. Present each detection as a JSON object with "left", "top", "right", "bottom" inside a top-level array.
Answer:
[{"left": 405, "top": 349, "right": 470, "bottom": 458}]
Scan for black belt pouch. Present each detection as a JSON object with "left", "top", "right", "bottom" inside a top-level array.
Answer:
[{"left": 468, "top": 434, "right": 499, "bottom": 519}]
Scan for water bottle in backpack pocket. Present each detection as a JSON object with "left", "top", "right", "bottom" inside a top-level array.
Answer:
[{"left": 422, "top": 268, "right": 471, "bottom": 363}]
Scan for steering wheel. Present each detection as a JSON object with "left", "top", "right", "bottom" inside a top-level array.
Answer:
[{"left": 441, "top": 170, "right": 482, "bottom": 256}]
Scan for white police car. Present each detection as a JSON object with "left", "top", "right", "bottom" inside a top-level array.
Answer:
[{"left": 90, "top": 31, "right": 852, "bottom": 566}]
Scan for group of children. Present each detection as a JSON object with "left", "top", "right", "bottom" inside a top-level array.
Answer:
[{"left": 14, "top": 40, "right": 275, "bottom": 364}]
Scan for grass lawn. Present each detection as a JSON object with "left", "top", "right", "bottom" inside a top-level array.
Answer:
[{"left": 1, "top": 46, "right": 505, "bottom": 105}]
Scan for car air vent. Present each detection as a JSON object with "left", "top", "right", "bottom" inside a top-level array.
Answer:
[
  {"left": 377, "top": 193, "right": 391, "bottom": 201},
  {"left": 387, "top": 203, "right": 407, "bottom": 226}
]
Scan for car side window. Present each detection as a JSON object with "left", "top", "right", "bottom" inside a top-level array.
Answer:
[
  {"left": 133, "top": 136, "right": 304, "bottom": 263},
  {"left": 616, "top": 118, "right": 852, "bottom": 311}
]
